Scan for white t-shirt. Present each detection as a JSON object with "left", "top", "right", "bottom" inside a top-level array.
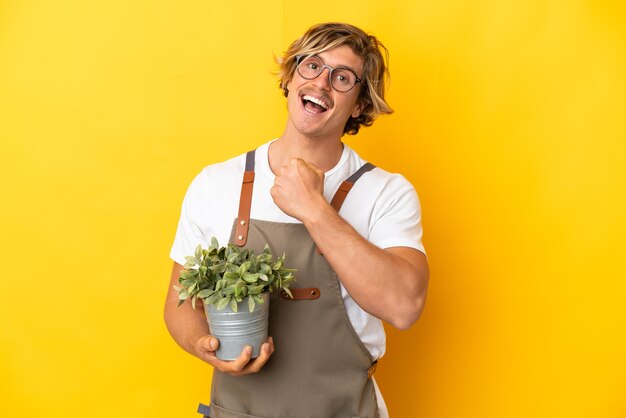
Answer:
[{"left": 170, "top": 139, "right": 425, "bottom": 417}]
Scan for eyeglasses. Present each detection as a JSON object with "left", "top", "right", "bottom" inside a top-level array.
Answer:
[{"left": 295, "top": 55, "right": 362, "bottom": 93}]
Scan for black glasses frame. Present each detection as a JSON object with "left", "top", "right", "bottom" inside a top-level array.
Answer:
[{"left": 295, "top": 55, "right": 362, "bottom": 93}]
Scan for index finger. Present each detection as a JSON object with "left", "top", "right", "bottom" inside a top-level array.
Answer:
[
  {"left": 202, "top": 345, "right": 253, "bottom": 374},
  {"left": 240, "top": 339, "right": 274, "bottom": 374},
  {"left": 229, "top": 346, "right": 254, "bottom": 373}
]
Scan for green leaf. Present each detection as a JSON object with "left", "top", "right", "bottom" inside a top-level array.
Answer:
[
  {"left": 230, "top": 298, "right": 238, "bottom": 312},
  {"left": 243, "top": 273, "right": 259, "bottom": 283},
  {"left": 227, "top": 252, "right": 239, "bottom": 263},
  {"left": 248, "top": 296, "right": 255, "bottom": 313},
  {"left": 177, "top": 299, "right": 185, "bottom": 307},
  {"left": 211, "top": 237, "right": 219, "bottom": 250},
  {"left": 252, "top": 295, "right": 265, "bottom": 304},
  {"left": 238, "top": 261, "right": 251, "bottom": 276},
  {"left": 178, "top": 290, "right": 189, "bottom": 300},
  {"left": 282, "top": 287, "right": 293, "bottom": 299},
  {"left": 205, "top": 292, "right": 221, "bottom": 306},
  {"left": 240, "top": 249, "right": 250, "bottom": 260},
  {"left": 184, "top": 256, "right": 199, "bottom": 266},
  {"left": 191, "top": 294, "right": 197, "bottom": 309},
  {"left": 249, "top": 258, "right": 258, "bottom": 273},
  {"left": 181, "top": 279, "right": 195, "bottom": 288},
  {"left": 216, "top": 296, "right": 230, "bottom": 310},
  {"left": 179, "top": 269, "right": 198, "bottom": 280},
  {"left": 195, "top": 244, "right": 202, "bottom": 260},
  {"left": 197, "top": 289, "right": 214, "bottom": 299},
  {"left": 248, "top": 285, "right": 265, "bottom": 295}
]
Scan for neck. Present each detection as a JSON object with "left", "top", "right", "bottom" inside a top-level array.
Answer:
[{"left": 269, "top": 127, "right": 344, "bottom": 174}]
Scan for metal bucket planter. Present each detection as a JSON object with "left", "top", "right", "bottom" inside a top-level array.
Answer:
[{"left": 205, "top": 293, "right": 270, "bottom": 361}]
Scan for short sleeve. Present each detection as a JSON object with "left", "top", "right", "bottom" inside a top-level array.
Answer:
[
  {"left": 368, "top": 174, "right": 426, "bottom": 256},
  {"left": 169, "top": 172, "right": 210, "bottom": 265}
]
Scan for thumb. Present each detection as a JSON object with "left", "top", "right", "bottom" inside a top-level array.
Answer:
[
  {"left": 207, "top": 336, "right": 219, "bottom": 351},
  {"left": 198, "top": 335, "right": 219, "bottom": 352}
]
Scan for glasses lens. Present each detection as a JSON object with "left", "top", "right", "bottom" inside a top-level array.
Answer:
[
  {"left": 297, "top": 56, "right": 323, "bottom": 79},
  {"left": 330, "top": 68, "right": 357, "bottom": 92}
]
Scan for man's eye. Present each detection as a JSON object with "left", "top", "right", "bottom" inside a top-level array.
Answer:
[
  {"left": 334, "top": 72, "right": 351, "bottom": 85},
  {"left": 308, "top": 63, "right": 318, "bottom": 70}
]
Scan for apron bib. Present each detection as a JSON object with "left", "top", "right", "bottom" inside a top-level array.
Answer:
[{"left": 201, "top": 150, "right": 379, "bottom": 418}]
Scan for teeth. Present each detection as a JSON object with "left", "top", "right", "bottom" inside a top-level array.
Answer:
[{"left": 302, "top": 95, "right": 328, "bottom": 109}]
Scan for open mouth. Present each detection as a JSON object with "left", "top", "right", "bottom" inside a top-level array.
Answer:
[{"left": 301, "top": 94, "right": 330, "bottom": 114}]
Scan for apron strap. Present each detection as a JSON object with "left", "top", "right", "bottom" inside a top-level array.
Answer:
[
  {"left": 234, "top": 150, "right": 375, "bottom": 251},
  {"left": 234, "top": 150, "right": 256, "bottom": 247},
  {"left": 280, "top": 287, "right": 321, "bottom": 300},
  {"left": 367, "top": 360, "right": 378, "bottom": 379},
  {"left": 317, "top": 162, "right": 376, "bottom": 255},
  {"left": 329, "top": 162, "right": 376, "bottom": 212},
  {"left": 197, "top": 403, "right": 211, "bottom": 417}
]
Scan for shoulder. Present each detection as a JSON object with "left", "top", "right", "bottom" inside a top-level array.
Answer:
[
  {"left": 369, "top": 166, "right": 415, "bottom": 191},
  {"left": 340, "top": 147, "right": 422, "bottom": 229},
  {"left": 361, "top": 169, "right": 420, "bottom": 225},
  {"left": 343, "top": 145, "right": 417, "bottom": 201},
  {"left": 176, "top": 153, "right": 246, "bottom": 226},
  {"left": 369, "top": 168, "right": 418, "bottom": 205},
  {"left": 195, "top": 152, "right": 246, "bottom": 185},
  {"left": 184, "top": 151, "right": 247, "bottom": 200},
  {"left": 341, "top": 148, "right": 425, "bottom": 252}
]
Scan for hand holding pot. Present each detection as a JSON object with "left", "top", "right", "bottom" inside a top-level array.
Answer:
[{"left": 194, "top": 335, "right": 275, "bottom": 376}]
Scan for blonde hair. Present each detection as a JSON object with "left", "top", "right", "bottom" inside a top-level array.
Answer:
[{"left": 278, "top": 22, "right": 393, "bottom": 136}]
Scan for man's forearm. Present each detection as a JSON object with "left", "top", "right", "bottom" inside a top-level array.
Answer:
[{"left": 303, "top": 197, "right": 429, "bottom": 330}]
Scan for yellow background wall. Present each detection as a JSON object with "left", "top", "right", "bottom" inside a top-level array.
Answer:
[{"left": 1, "top": 1, "right": 625, "bottom": 417}]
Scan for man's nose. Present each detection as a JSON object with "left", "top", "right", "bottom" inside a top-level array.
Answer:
[{"left": 313, "top": 67, "right": 332, "bottom": 91}]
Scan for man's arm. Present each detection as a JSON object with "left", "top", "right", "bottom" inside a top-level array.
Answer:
[
  {"left": 271, "top": 158, "right": 430, "bottom": 330},
  {"left": 164, "top": 262, "right": 275, "bottom": 375},
  {"left": 304, "top": 206, "right": 429, "bottom": 330}
]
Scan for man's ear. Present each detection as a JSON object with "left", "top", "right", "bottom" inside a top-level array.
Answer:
[{"left": 351, "top": 100, "right": 365, "bottom": 118}]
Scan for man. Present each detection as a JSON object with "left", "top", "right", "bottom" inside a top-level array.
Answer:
[{"left": 164, "top": 22, "right": 429, "bottom": 418}]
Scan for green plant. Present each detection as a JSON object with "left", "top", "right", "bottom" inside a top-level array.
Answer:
[{"left": 175, "top": 237, "right": 296, "bottom": 313}]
